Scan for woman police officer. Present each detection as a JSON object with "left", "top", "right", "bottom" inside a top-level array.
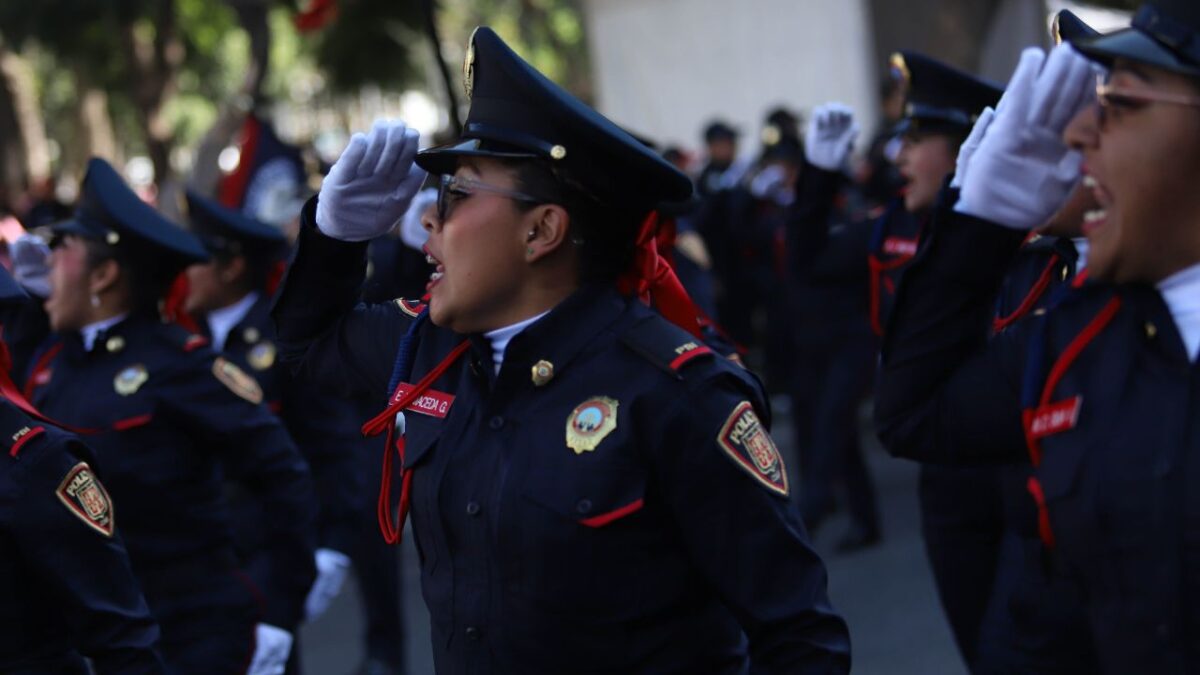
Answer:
[
  {"left": 875, "top": 1, "right": 1200, "bottom": 670},
  {"left": 273, "top": 26, "right": 850, "bottom": 674}
]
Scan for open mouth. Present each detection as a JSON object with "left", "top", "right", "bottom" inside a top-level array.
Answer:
[
  {"left": 1081, "top": 174, "right": 1110, "bottom": 236},
  {"left": 424, "top": 247, "right": 445, "bottom": 290}
]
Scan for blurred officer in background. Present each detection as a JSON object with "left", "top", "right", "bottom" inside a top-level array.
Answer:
[{"left": 26, "top": 158, "right": 316, "bottom": 675}]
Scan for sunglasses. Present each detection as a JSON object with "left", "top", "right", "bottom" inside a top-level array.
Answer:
[
  {"left": 436, "top": 174, "right": 545, "bottom": 223},
  {"left": 1095, "top": 73, "right": 1200, "bottom": 126}
]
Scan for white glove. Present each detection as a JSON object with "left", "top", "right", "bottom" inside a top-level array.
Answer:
[
  {"left": 11, "top": 234, "right": 50, "bottom": 298},
  {"left": 949, "top": 107, "right": 994, "bottom": 189},
  {"left": 399, "top": 187, "right": 438, "bottom": 251},
  {"left": 303, "top": 548, "right": 352, "bottom": 622},
  {"left": 315, "top": 119, "right": 427, "bottom": 242},
  {"left": 804, "top": 103, "right": 860, "bottom": 171},
  {"left": 246, "top": 623, "right": 293, "bottom": 675},
  {"left": 955, "top": 45, "right": 1095, "bottom": 230}
]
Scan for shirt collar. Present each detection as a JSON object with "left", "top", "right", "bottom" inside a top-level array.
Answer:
[
  {"left": 1156, "top": 262, "right": 1200, "bottom": 362},
  {"left": 483, "top": 310, "right": 550, "bottom": 374},
  {"left": 206, "top": 291, "right": 260, "bottom": 351},
  {"left": 81, "top": 313, "right": 130, "bottom": 351}
]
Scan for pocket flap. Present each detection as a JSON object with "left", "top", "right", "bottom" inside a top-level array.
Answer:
[{"left": 523, "top": 462, "right": 647, "bottom": 527}]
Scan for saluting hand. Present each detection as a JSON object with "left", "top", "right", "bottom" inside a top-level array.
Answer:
[
  {"left": 804, "top": 103, "right": 860, "bottom": 172},
  {"left": 955, "top": 44, "right": 1095, "bottom": 229},
  {"left": 950, "top": 106, "right": 994, "bottom": 189},
  {"left": 316, "top": 119, "right": 427, "bottom": 242}
]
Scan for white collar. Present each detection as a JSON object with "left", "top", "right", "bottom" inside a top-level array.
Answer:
[
  {"left": 1156, "top": 262, "right": 1200, "bottom": 362},
  {"left": 1072, "top": 237, "right": 1089, "bottom": 273},
  {"left": 81, "top": 313, "right": 129, "bottom": 352},
  {"left": 483, "top": 311, "right": 550, "bottom": 374},
  {"left": 207, "top": 292, "right": 260, "bottom": 352}
]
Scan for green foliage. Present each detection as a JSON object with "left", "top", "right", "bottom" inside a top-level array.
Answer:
[{"left": 311, "top": 0, "right": 425, "bottom": 92}]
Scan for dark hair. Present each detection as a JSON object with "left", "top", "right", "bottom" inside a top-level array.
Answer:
[
  {"left": 504, "top": 159, "right": 645, "bottom": 284},
  {"left": 80, "top": 237, "right": 176, "bottom": 315},
  {"left": 209, "top": 248, "right": 277, "bottom": 295}
]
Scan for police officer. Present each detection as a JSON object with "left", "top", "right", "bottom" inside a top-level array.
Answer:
[
  {"left": 28, "top": 158, "right": 317, "bottom": 674},
  {"left": 876, "top": 3, "right": 1200, "bottom": 668},
  {"left": 0, "top": 266, "right": 166, "bottom": 674},
  {"left": 274, "top": 26, "right": 850, "bottom": 674},
  {"left": 181, "top": 191, "right": 373, "bottom": 665}
]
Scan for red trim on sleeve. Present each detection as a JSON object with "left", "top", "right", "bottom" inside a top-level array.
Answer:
[
  {"left": 112, "top": 414, "right": 154, "bottom": 431},
  {"left": 579, "top": 498, "right": 645, "bottom": 528},
  {"left": 9, "top": 426, "right": 45, "bottom": 457}
]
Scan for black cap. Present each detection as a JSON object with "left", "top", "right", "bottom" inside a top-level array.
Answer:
[
  {"left": 416, "top": 27, "right": 693, "bottom": 211},
  {"left": 185, "top": 190, "right": 286, "bottom": 259},
  {"left": 1072, "top": 2, "right": 1200, "bottom": 78},
  {"left": 892, "top": 51, "right": 1004, "bottom": 136},
  {"left": 761, "top": 107, "right": 801, "bottom": 147},
  {"left": 703, "top": 120, "right": 739, "bottom": 143},
  {"left": 52, "top": 158, "right": 209, "bottom": 272},
  {"left": 1052, "top": 9, "right": 1100, "bottom": 45}
]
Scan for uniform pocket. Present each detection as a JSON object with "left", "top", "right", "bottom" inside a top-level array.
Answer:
[{"left": 522, "top": 461, "right": 647, "bottom": 527}]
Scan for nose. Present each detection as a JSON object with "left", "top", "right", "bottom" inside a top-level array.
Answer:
[
  {"left": 1063, "top": 103, "right": 1100, "bottom": 152},
  {"left": 896, "top": 139, "right": 913, "bottom": 169},
  {"left": 421, "top": 202, "right": 440, "bottom": 233}
]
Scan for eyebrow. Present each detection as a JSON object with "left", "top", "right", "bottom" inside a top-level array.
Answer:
[{"left": 1114, "top": 62, "right": 1153, "bottom": 84}]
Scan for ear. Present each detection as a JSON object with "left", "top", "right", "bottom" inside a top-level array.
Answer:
[
  {"left": 524, "top": 204, "right": 572, "bottom": 262},
  {"left": 87, "top": 258, "right": 122, "bottom": 296}
]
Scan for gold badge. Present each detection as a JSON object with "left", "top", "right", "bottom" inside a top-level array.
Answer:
[
  {"left": 243, "top": 327, "right": 261, "bottom": 344},
  {"left": 105, "top": 336, "right": 125, "bottom": 353},
  {"left": 212, "top": 357, "right": 263, "bottom": 404},
  {"left": 248, "top": 341, "right": 277, "bottom": 371},
  {"left": 890, "top": 52, "right": 911, "bottom": 87},
  {"left": 531, "top": 360, "right": 554, "bottom": 387},
  {"left": 114, "top": 364, "right": 149, "bottom": 396},
  {"left": 566, "top": 396, "right": 618, "bottom": 454},
  {"left": 716, "top": 401, "right": 788, "bottom": 497},
  {"left": 463, "top": 27, "right": 479, "bottom": 100},
  {"left": 56, "top": 462, "right": 115, "bottom": 537}
]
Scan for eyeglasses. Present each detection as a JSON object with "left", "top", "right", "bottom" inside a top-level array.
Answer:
[
  {"left": 436, "top": 174, "right": 545, "bottom": 223},
  {"left": 1095, "top": 74, "right": 1200, "bottom": 126}
]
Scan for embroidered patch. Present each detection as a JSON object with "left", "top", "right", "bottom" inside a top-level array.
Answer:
[
  {"left": 1028, "top": 396, "right": 1082, "bottom": 440},
  {"left": 566, "top": 396, "right": 619, "bottom": 454},
  {"left": 248, "top": 341, "right": 277, "bottom": 371},
  {"left": 396, "top": 298, "right": 427, "bottom": 318},
  {"left": 113, "top": 364, "right": 149, "bottom": 396},
  {"left": 391, "top": 382, "right": 454, "bottom": 419},
  {"left": 717, "top": 401, "right": 789, "bottom": 497},
  {"left": 213, "top": 357, "right": 263, "bottom": 404},
  {"left": 56, "top": 462, "right": 115, "bottom": 537}
]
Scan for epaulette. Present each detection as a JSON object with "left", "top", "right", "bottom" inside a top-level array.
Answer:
[
  {"left": 395, "top": 298, "right": 427, "bottom": 318},
  {"left": 620, "top": 314, "right": 716, "bottom": 379},
  {"left": 0, "top": 402, "right": 46, "bottom": 459}
]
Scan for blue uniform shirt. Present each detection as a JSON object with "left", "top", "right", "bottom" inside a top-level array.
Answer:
[
  {"left": 272, "top": 200, "right": 851, "bottom": 674},
  {"left": 0, "top": 399, "right": 164, "bottom": 674}
]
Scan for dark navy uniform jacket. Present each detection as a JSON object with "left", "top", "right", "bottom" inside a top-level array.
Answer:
[
  {"left": 0, "top": 399, "right": 165, "bottom": 674},
  {"left": 216, "top": 292, "right": 367, "bottom": 557},
  {"left": 866, "top": 200, "right": 922, "bottom": 336},
  {"left": 25, "top": 313, "right": 317, "bottom": 630},
  {"left": 272, "top": 205, "right": 851, "bottom": 674},
  {"left": 875, "top": 198, "right": 1200, "bottom": 673}
]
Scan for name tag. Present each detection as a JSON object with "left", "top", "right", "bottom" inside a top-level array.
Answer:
[
  {"left": 392, "top": 383, "right": 455, "bottom": 419},
  {"left": 882, "top": 236, "right": 918, "bottom": 257},
  {"left": 1028, "top": 396, "right": 1082, "bottom": 440}
]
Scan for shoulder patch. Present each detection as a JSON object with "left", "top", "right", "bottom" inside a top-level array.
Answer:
[
  {"left": 56, "top": 462, "right": 115, "bottom": 537},
  {"left": 716, "top": 401, "right": 788, "bottom": 497},
  {"left": 621, "top": 315, "right": 714, "bottom": 377},
  {"left": 213, "top": 357, "right": 264, "bottom": 404},
  {"left": 396, "top": 298, "right": 427, "bottom": 318}
]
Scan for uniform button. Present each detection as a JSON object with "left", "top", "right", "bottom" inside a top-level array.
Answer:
[
  {"left": 465, "top": 626, "right": 482, "bottom": 641},
  {"left": 466, "top": 501, "right": 481, "bottom": 516},
  {"left": 489, "top": 415, "right": 505, "bottom": 430},
  {"left": 576, "top": 499, "right": 593, "bottom": 514}
]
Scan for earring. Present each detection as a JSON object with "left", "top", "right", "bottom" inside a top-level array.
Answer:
[
  {"left": 527, "top": 230, "right": 536, "bottom": 240},
  {"left": 90, "top": 294, "right": 100, "bottom": 308},
  {"left": 526, "top": 247, "right": 536, "bottom": 256}
]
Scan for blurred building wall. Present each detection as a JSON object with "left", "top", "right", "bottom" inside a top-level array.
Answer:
[{"left": 581, "top": 0, "right": 880, "bottom": 156}]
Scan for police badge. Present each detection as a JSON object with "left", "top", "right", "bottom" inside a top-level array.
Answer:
[{"left": 566, "top": 396, "right": 618, "bottom": 454}]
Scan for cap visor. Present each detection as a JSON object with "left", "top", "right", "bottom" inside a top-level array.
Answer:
[
  {"left": 1073, "top": 28, "right": 1200, "bottom": 77},
  {"left": 415, "top": 139, "right": 541, "bottom": 176},
  {"left": 49, "top": 218, "right": 98, "bottom": 238}
]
